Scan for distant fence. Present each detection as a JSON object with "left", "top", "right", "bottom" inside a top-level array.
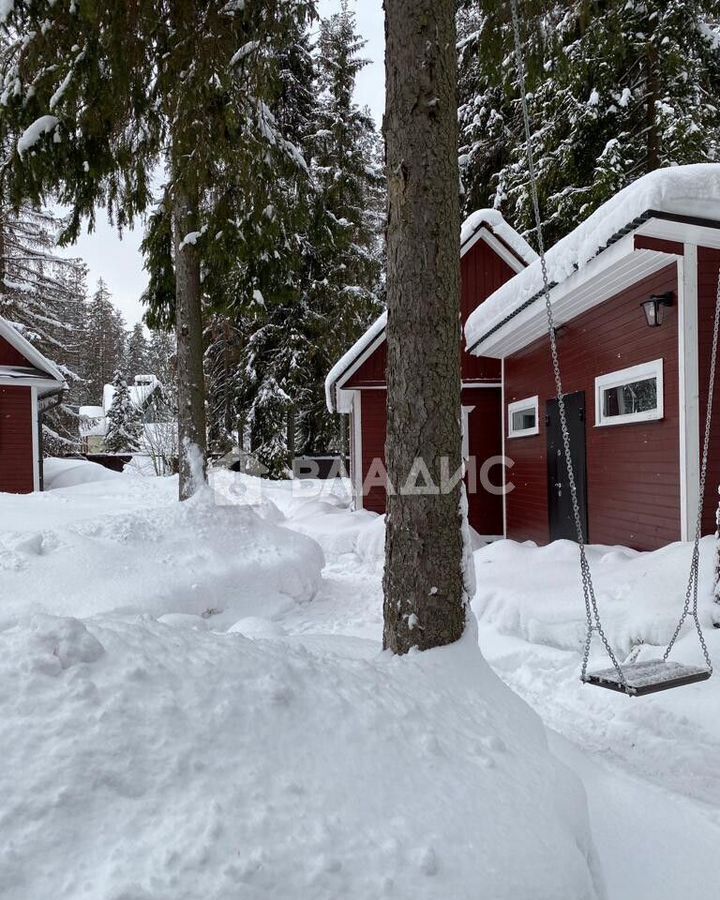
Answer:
[
  {"left": 292, "top": 455, "right": 349, "bottom": 480},
  {"left": 83, "top": 453, "right": 133, "bottom": 472}
]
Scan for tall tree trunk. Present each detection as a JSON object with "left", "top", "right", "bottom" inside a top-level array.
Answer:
[
  {"left": 172, "top": 185, "right": 208, "bottom": 500},
  {"left": 382, "top": 0, "right": 466, "bottom": 653}
]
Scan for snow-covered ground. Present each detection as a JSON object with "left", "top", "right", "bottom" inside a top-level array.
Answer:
[{"left": 2, "top": 460, "right": 720, "bottom": 898}]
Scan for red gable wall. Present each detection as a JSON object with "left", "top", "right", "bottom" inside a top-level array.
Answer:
[
  {"left": 0, "top": 386, "right": 34, "bottom": 493},
  {"left": 0, "top": 334, "right": 30, "bottom": 367},
  {"left": 347, "top": 233, "right": 515, "bottom": 388}
]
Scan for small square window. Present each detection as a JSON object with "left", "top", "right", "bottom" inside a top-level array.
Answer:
[
  {"left": 595, "top": 359, "right": 664, "bottom": 427},
  {"left": 508, "top": 396, "right": 539, "bottom": 438}
]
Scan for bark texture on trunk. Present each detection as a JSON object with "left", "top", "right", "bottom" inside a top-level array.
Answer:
[
  {"left": 172, "top": 185, "right": 208, "bottom": 500},
  {"left": 382, "top": 0, "right": 465, "bottom": 653}
]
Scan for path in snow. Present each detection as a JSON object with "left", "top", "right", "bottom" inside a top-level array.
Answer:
[
  {"left": 5, "top": 465, "right": 719, "bottom": 898},
  {"left": 271, "top": 500, "right": 720, "bottom": 900},
  {"left": 551, "top": 732, "right": 720, "bottom": 900}
]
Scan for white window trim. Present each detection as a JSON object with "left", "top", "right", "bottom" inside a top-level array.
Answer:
[
  {"left": 595, "top": 358, "right": 664, "bottom": 427},
  {"left": 461, "top": 405, "right": 476, "bottom": 460},
  {"left": 507, "top": 395, "right": 539, "bottom": 438}
]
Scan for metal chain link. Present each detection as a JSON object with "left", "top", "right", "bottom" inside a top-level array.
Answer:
[
  {"left": 508, "top": 0, "right": 628, "bottom": 686},
  {"left": 508, "top": 0, "right": 717, "bottom": 684},
  {"left": 662, "top": 265, "right": 720, "bottom": 673}
]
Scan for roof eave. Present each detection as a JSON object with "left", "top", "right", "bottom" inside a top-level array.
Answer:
[{"left": 468, "top": 210, "right": 720, "bottom": 358}]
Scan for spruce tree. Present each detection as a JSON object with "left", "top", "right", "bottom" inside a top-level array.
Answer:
[
  {"left": 82, "top": 279, "right": 126, "bottom": 405},
  {"left": 104, "top": 370, "right": 144, "bottom": 453},
  {"left": 146, "top": 329, "right": 176, "bottom": 391},
  {"left": 301, "top": 1, "right": 384, "bottom": 451},
  {"left": 229, "top": 2, "right": 384, "bottom": 476},
  {"left": 458, "top": 0, "right": 720, "bottom": 245},
  {"left": 0, "top": 200, "right": 88, "bottom": 451},
  {"left": 124, "top": 323, "right": 150, "bottom": 377},
  {"left": 2, "top": 0, "right": 315, "bottom": 499}
]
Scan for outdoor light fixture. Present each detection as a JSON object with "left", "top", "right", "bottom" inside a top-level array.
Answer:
[{"left": 641, "top": 292, "right": 674, "bottom": 327}]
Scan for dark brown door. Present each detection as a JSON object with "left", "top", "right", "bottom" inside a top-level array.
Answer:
[{"left": 547, "top": 391, "right": 589, "bottom": 543}]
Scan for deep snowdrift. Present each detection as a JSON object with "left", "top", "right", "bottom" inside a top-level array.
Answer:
[
  {"left": 43, "top": 457, "right": 123, "bottom": 489},
  {"left": 472, "top": 537, "right": 718, "bottom": 656},
  {"left": 0, "top": 488, "right": 324, "bottom": 629},
  {"left": 0, "top": 618, "right": 604, "bottom": 900}
]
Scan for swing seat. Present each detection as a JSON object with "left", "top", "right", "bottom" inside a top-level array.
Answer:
[{"left": 584, "top": 659, "right": 712, "bottom": 697}]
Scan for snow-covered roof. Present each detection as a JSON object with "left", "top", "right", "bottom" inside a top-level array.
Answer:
[
  {"left": 326, "top": 210, "right": 535, "bottom": 413},
  {"left": 103, "top": 375, "right": 161, "bottom": 414},
  {"left": 79, "top": 405, "right": 104, "bottom": 419},
  {"left": 460, "top": 209, "right": 538, "bottom": 267},
  {"left": 325, "top": 311, "right": 387, "bottom": 413},
  {"left": 465, "top": 164, "right": 720, "bottom": 354},
  {"left": 0, "top": 316, "right": 66, "bottom": 391}
]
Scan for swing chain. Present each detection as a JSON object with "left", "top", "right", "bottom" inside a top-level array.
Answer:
[
  {"left": 510, "top": 0, "right": 718, "bottom": 684},
  {"left": 509, "top": 0, "right": 628, "bottom": 686},
  {"left": 663, "top": 265, "right": 720, "bottom": 673}
]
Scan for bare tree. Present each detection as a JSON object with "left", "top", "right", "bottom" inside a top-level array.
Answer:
[{"left": 382, "top": 0, "right": 467, "bottom": 653}]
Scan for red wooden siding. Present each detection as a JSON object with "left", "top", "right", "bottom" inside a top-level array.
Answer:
[
  {"left": 357, "top": 387, "right": 504, "bottom": 536},
  {"left": 504, "top": 263, "right": 681, "bottom": 550},
  {"left": 347, "top": 233, "right": 514, "bottom": 388},
  {"left": 460, "top": 237, "right": 512, "bottom": 382},
  {"left": 633, "top": 235, "right": 684, "bottom": 255},
  {"left": 697, "top": 247, "right": 720, "bottom": 535},
  {"left": 360, "top": 391, "right": 387, "bottom": 514},
  {"left": 0, "top": 386, "right": 35, "bottom": 493},
  {"left": 464, "top": 387, "right": 504, "bottom": 536},
  {"left": 0, "top": 335, "right": 29, "bottom": 367},
  {"left": 348, "top": 340, "right": 386, "bottom": 388}
]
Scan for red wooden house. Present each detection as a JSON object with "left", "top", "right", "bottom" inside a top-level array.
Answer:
[
  {"left": 327, "top": 166, "right": 720, "bottom": 551},
  {"left": 325, "top": 210, "right": 538, "bottom": 541},
  {"left": 465, "top": 165, "right": 720, "bottom": 551},
  {"left": 0, "top": 316, "right": 66, "bottom": 492}
]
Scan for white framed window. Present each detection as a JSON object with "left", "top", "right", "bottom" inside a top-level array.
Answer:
[
  {"left": 507, "top": 396, "right": 539, "bottom": 438},
  {"left": 595, "top": 358, "right": 664, "bottom": 427}
]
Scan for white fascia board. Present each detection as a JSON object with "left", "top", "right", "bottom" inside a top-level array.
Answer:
[
  {"left": 678, "top": 245, "right": 700, "bottom": 541},
  {"left": 0, "top": 318, "right": 66, "bottom": 385},
  {"left": 635, "top": 217, "right": 720, "bottom": 250},
  {"left": 474, "top": 236, "right": 679, "bottom": 357},
  {"left": 331, "top": 329, "right": 386, "bottom": 412},
  {"left": 31, "top": 386, "right": 40, "bottom": 492},
  {"left": 331, "top": 223, "right": 529, "bottom": 409},
  {"left": 462, "top": 226, "right": 527, "bottom": 274},
  {"left": 0, "top": 375, "right": 63, "bottom": 391}
]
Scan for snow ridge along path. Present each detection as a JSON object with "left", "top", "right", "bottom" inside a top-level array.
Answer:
[{"left": 0, "top": 463, "right": 604, "bottom": 900}]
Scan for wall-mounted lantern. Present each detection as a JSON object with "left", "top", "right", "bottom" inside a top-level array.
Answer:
[{"left": 641, "top": 292, "right": 673, "bottom": 327}]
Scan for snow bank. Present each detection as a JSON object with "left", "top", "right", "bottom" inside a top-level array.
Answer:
[
  {"left": 466, "top": 163, "right": 720, "bottom": 349},
  {"left": 43, "top": 457, "right": 122, "bottom": 489},
  {"left": 472, "top": 537, "right": 718, "bottom": 657},
  {"left": 0, "top": 491, "right": 324, "bottom": 628},
  {"left": 284, "top": 497, "right": 380, "bottom": 556},
  {"left": 0, "top": 620, "right": 603, "bottom": 899}
]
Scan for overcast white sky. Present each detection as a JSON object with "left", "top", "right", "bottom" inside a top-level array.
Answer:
[{"left": 66, "top": 0, "right": 385, "bottom": 327}]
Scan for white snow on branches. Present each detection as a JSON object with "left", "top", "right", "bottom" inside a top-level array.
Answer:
[{"left": 17, "top": 115, "right": 58, "bottom": 155}]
